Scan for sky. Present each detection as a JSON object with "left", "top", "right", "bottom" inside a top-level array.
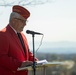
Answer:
[{"left": 0, "top": 0, "right": 76, "bottom": 43}]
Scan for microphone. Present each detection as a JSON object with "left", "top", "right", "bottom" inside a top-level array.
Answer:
[{"left": 26, "top": 30, "right": 43, "bottom": 35}]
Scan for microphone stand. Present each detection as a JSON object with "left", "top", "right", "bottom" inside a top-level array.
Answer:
[{"left": 32, "top": 33, "right": 36, "bottom": 75}]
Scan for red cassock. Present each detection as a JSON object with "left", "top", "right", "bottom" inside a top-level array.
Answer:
[{"left": 0, "top": 25, "right": 37, "bottom": 75}]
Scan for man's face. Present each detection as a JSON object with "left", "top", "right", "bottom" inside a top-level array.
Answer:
[{"left": 12, "top": 16, "right": 27, "bottom": 33}]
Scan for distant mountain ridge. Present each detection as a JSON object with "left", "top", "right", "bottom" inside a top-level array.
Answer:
[
  {"left": 41, "top": 41, "right": 76, "bottom": 48},
  {"left": 38, "top": 47, "right": 76, "bottom": 54},
  {"left": 29, "top": 41, "right": 76, "bottom": 54}
]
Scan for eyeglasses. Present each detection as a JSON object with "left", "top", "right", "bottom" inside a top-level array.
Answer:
[{"left": 15, "top": 18, "right": 28, "bottom": 24}]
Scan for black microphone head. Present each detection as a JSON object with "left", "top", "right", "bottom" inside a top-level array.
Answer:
[
  {"left": 26, "top": 30, "right": 34, "bottom": 34},
  {"left": 26, "top": 30, "right": 43, "bottom": 35},
  {"left": 26, "top": 30, "right": 30, "bottom": 34}
]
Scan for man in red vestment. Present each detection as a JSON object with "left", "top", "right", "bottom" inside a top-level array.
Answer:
[{"left": 0, "top": 5, "right": 38, "bottom": 75}]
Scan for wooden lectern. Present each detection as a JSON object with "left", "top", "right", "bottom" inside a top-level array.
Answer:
[{"left": 18, "top": 61, "right": 64, "bottom": 75}]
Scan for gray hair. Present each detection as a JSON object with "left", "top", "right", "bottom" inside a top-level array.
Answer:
[{"left": 9, "top": 12, "right": 20, "bottom": 22}]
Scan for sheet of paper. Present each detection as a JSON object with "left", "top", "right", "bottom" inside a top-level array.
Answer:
[{"left": 36, "top": 59, "right": 48, "bottom": 65}]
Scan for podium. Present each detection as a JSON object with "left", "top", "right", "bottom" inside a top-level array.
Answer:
[{"left": 18, "top": 61, "right": 64, "bottom": 75}]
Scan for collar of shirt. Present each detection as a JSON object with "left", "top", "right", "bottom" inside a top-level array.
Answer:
[{"left": 9, "top": 25, "right": 17, "bottom": 34}]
